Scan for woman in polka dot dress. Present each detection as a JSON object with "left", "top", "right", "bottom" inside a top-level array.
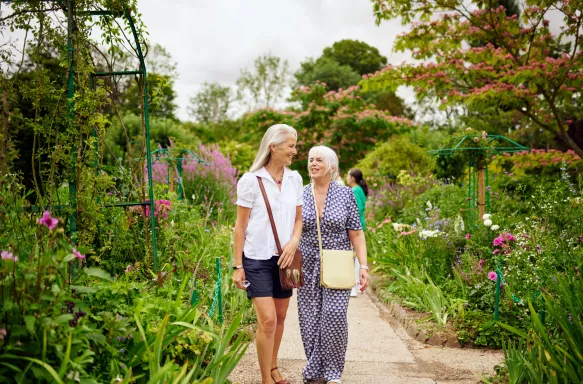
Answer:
[{"left": 298, "top": 146, "right": 369, "bottom": 384}]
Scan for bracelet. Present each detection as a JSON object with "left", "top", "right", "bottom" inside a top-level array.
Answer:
[
  {"left": 360, "top": 265, "right": 369, "bottom": 270},
  {"left": 232, "top": 265, "right": 244, "bottom": 270}
]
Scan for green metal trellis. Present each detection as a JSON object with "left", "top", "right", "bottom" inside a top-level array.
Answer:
[
  {"left": 429, "top": 134, "right": 531, "bottom": 321},
  {"left": 429, "top": 134, "right": 529, "bottom": 228},
  {"left": 0, "top": 1, "right": 160, "bottom": 268},
  {"left": 151, "top": 148, "right": 206, "bottom": 200}
]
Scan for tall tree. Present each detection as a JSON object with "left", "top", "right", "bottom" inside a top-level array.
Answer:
[
  {"left": 294, "top": 57, "right": 361, "bottom": 91},
  {"left": 322, "top": 39, "right": 388, "bottom": 76},
  {"left": 365, "top": 0, "right": 583, "bottom": 157},
  {"left": 188, "top": 82, "right": 232, "bottom": 124},
  {"left": 236, "top": 52, "right": 290, "bottom": 110}
]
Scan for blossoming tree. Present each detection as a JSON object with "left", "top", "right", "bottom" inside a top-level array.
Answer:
[
  {"left": 363, "top": 0, "right": 583, "bottom": 158},
  {"left": 242, "top": 81, "right": 414, "bottom": 172}
]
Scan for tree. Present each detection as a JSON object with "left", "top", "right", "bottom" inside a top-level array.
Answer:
[
  {"left": 188, "top": 82, "right": 232, "bottom": 124},
  {"left": 119, "top": 44, "right": 178, "bottom": 120},
  {"left": 322, "top": 39, "right": 387, "bottom": 76},
  {"left": 236, "top": 52, "right": 290, "bottom": 110},
  {"left": 242, "top": 82, "right": 414, "bottom": 174},
  {"left": 364, "top": 0, "right": 583, "bottom": 157},
  {"left": 294, "top": 57, "right": 361, "bottom": 91}
]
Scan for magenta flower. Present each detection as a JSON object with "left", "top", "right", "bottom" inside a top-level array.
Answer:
[
  {"left": 492, "top": 249, "right": 500, "bottom": 255},
  {"left": 488, "top": 271, "right": 497, "bottom": 281},
  {"left": 37, "top": 211, "right": 58, "bottom": 230},
  {"left": 478, "top": 259, "right": 486, "bottom": 267},
  {"left": 493, "top": 236, "right": 505, "bottom": 246},
  {"left": 72, "top": 249, "right": 85, "bottom": 260},
  {"left": 504, "top": 233, "right": 515, "bottom": 242},
  {"left": 125, "top": 265, "right": 133, "bottom": 274},
  {"left": 465, "top": 233, "right": 471, "bottom": 239}
]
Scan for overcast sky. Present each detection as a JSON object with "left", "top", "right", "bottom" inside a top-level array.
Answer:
[{"left": 136, "top": 0, "right": 411, "bottom": 120}]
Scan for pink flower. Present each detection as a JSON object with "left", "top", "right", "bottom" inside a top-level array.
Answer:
[
  {"left": 492, "top": 249, "right": 500, "bottom": 255},
  {"left": 488, "top": 271, "right": 497, "bottom": 281},
  {"left": 72, "top": 249, "right": 85, "bottom": 260},
  {"left": 478, "top": 259, "right": 486, "bottom": 267},
  {"left": 504, "top": 233, "right": 515, "bottom": 242},
  {"left": 370, "top": 228, "right": 376, "bottom": 233},
  {"left": 37, "top": 211, "right": 58, "bottom": 230},
  {"left": 465, "top": 233, "right": 471, "bottom": 239},
  {"left": 1, "top": 251, "right": 16, "bottom": 261},
  {"left": 473, "top": 137, "right": 480, "bottom": 142},
  {"left": 493, "top": 236, "right": 505, "bottom": 246},
  {"left": 125, "top": 265, "right": 133, "bottom": 274}
]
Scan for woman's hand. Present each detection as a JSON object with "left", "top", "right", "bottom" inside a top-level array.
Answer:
[
  {"left": 359, "top": 268, "right": 369, "bottom": 292},
  {"left": 278, "top": 239, "right": 298, "bottom": 269},
  {"left": 232, "top": 268, "right": 247, "bottom": 290}
]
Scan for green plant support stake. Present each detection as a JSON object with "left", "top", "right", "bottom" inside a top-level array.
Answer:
[
  {"left": 494, "top": 266, "right": 501, "bottom": 321},
  {"left": 216, "top": 257, "right": 223, "bottom": 324},
  {"left": 190, "top": 279, "right": 198, "bottom": 306}
]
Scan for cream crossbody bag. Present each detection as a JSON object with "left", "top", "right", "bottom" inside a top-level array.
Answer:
[{"left": 312, "top": 183, "right": 355, "bottom": 289}]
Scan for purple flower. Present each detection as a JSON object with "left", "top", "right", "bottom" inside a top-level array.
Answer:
[
  {"left": 465, "top": 233, "right": 471, "bottom": 239},
  {"left": 37, "top": 211, "right": 58, "bottom": 230},
  {"left": 72, "top": 249, "right": 85, "bottom": 260},
  {"left": 1, "top": 251, "right": 17, "bottom": 262},
  {"left": 493, "top": 236, "right": 505, "bottom": 246},
  {"left": 488, "top": 271, "right": 497, "bottom": 281}
]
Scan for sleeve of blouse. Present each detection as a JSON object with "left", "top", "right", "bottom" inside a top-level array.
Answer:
[
  {"left": 295, "top": 172, "right": 304, "bottom": 206},
  {"left": 236, "top": 173, "right": 256, "bottom": 208},
  {"left": 346, "top": 189, "right": 363, "bottom": 231}
]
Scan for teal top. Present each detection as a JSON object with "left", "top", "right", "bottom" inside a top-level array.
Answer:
[{"left": 352, "top": 185, "right": 367, "bottom": 230}]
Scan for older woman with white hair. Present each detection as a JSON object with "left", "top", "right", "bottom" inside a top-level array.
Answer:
[
  {"left": 233, "top": 124, "right": 303, "bottom": 384},
  {"left": 298, "top": 146, "right": 369, "bottom": 384}
]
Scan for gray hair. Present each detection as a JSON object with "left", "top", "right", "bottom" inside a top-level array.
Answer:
[
  {"left": 250, "top": 124, "right": 297, "bottom": 172},
  {"left": 308, "top": 145, "right": 339, "bottom": 181}
]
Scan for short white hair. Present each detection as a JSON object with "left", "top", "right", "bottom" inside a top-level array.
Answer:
[
  {"left": 308, "top": 145, "right": 339, "bottom": 180},
  {"left": 250, "top": 124, "right": 297, "bottom": 172}
]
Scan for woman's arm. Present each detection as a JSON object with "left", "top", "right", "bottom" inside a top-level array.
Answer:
[
  {"left": 349, "top": 229, "right": 369, "bottom": 291},
  {"left": 279, "top": 205, "right": 302, "bottom": 268},
  {"left": 233, "top": 205, "right": 251, "bottom": 289}
]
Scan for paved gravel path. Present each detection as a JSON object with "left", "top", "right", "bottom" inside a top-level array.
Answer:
[{"left": 230, "top": 291, "right": 503, "bottom": 384}]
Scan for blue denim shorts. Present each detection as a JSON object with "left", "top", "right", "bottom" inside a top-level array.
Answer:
[{"left": 242, "top": 254, "right": 293, "bottom": 300}]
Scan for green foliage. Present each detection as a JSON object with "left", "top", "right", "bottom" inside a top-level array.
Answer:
[
  {"left": 356, "top": 135, "right": 435, "bottom": 180},
  {"left": 243, "top": 82, "right": 414, "bottom": 177},
  {"left": 365, "top": 0, "right": 583, "bottom": 157},
  {"left": 188, "top": 82, "right": 232, "bottom": 124},
  {"left": 294, "top": 57, "right": 361, "bottom": 91},
  {"left": 322, "top": 39, "right": 387, "bottom": 76},
  {"left": 236, "top": 52, "right": 291, "bottom": 110}
]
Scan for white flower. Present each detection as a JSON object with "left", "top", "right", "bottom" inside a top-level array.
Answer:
[
  {"left": 426, "top": 201, "right": 433, "bottom": 209},
  {"left": 419, "top": 229, "right": 441, "bottom": 238},
  {"left": 491, "top": 224, "right": 500, "bottom": 231},
  {"left": 484, "top": 219, "right": 493, "bottom": 227},
  {"left": 482, "top": 213, "right": 492, "bottom": 220}
]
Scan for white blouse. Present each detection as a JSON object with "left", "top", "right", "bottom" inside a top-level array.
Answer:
[{"left": 236, "top": 167, "right": 303, "bottom": 260}]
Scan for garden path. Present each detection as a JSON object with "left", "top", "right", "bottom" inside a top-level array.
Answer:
[{"left": 229, "top": 290, "right": 503, "bottom": 384}]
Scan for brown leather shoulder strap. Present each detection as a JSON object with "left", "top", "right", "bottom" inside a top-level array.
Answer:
[{"left": 256, "top": 176, "right": 283, "bottom": 255}]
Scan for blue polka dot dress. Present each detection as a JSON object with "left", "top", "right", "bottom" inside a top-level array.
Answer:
[{"left": 298, "top": 181, "right": 362, "bottom": 382}]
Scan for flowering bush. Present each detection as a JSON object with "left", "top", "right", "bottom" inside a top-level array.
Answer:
[
  {"left": 242, "top": 81, "right": 414, "bottom": 174},
  {"left": 489, "top": 148, "right": 583, "bottom": 178}
]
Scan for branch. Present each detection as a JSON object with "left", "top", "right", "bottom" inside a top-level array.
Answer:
[{"left": 0, "top": 7, "right": 62, "bottom": 23}]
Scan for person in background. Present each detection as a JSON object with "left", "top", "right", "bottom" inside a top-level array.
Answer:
[{"left": 346, "top": 168, "right": 368, "bottom": 297}]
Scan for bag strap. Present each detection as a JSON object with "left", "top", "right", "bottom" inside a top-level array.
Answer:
[
  {"left": 311, "top": 183, "right": 324, "bottom": 257},
  {"left": 256, "top": 176, "right": 283, "bottom": 255}
]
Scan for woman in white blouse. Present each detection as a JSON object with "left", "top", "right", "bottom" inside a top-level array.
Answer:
[{"left": 233, "top": 124, "right": 303, "bottom": 384}]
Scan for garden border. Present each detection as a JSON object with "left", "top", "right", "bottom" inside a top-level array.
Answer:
[{"left": 368, "top": 274, "right": 464, "bottom": 348}]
